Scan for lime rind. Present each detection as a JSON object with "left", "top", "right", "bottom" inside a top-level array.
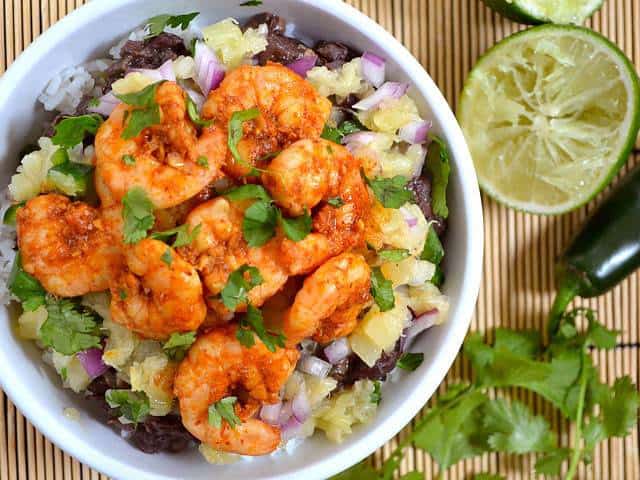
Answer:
[
  {"left": 458, "top": 25, "right": 640, "bottom": 215},
  {"left": 481, "top": 0, "right": 604, "bottom": 25}
]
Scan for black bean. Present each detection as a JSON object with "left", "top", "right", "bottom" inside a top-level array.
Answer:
[
  {"left": 256, "top": 34, "right": 312, "bottom": 66},
  {"left": 243, "top": 12, "right": 286, "bottom": 34},
  {"left": 314, "top": 41, "right": 359, "bottom": 70},
  {"left": 407, "top": 176, "right": 447, "bottom": 236}
]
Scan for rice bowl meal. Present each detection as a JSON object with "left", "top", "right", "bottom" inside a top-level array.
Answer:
[{"left": 1, "top": 9, "right": 451, "bottom": 463}]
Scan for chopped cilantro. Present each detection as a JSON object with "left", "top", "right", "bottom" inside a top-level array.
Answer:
[
  {"left": 242, "top": 200, "right": 278, "bottom": 247},
  {"left": 121, "top": 187, "right": 155, "bottom": 244},
  {"left": 397, "top": 352, "right": 424, "bottom": 371},
  {"left": 121, "top": 105, "right": 161, "bottom": 139},
  {"left": 321, "top": 124, "right": 342, "bottom": 144},
  {"left": 420, "top": 226, "right": 444, "bottom": 264},
  {"left": 160, "top": 248, "right": 173, "bottom": 266},
  {"left": 277, "top": 209, "right": 312, "bottom": 242},
  {"left": 47, "top": 156, "right": 94, "bottom": 197},
  {"left": 371, "top": 381, "right": 382, "bottom": 405},
  {"left": 220, "top": 265, "right": 263, "bottom": 311},
  {"left": 146, "top": 12, "right": 199, "bottom": 39},
  {"left": 122, "top": 154, "right": 136, "bottom": 165},
  {"left": 118, "top": 289, "right": 128, "bottom": 300},
  {"left": 425, "top": 135, "right": 451, "bottom": 219},
  {"left": 51, "top": 114, "right": 103, "bottom": 148},
  {"left": 40, "top": 298, "right": 102, "bottom": 355},
  {"left": 430, "top": 264, "right": 445, "bottom": 287},
  {"left": 208, "top": 396, "right": 241, "bottom": 429},
  {"left": 186, "top": 95, "right": 213, "bottom": 128},
  {"left": 224, "top": 184, "right": 272, "bottom": 202},
  {"left": 240, "top": 0, "right": 263, "bottom": 5},
  {"left": 105, "top": 389, "right": 150, "bottom": 425},
  {"left": 377, "top": 248, "right": 410, "bottom": 262},
  {"left": 327, "top": 196, "right": 345, "bottom": 208},
  {"left": 8, "top": 253, "right": 46, "bottom": 311},
  {"left": 236, "top": 304, "right": 286, "bottom": 353},
  {"left": 114, "top": 82, "right": 161, "bottom": 107},
  {"left": 363, "top": 173, "right": 414, "bottom": 209},
  {"left": 370, "top": 267, "right": 395, "bottom": 312},
  {"left": 228, "top": 108, "right": 260, "bottom": 167},
  {"left": 3, "top": 202, "right": 24, "bottom": 226},
  {"left": 151, "top": 223, "right": 201, "bottom": 248},
  {"left": 163, "top": 331, "right": 197, "bottom": 361},
  {"left": 196, "top": 156, "right": 209, "bottom": 168}
]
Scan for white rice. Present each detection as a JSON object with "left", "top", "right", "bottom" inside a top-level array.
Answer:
[
  {"left": 38, "top": 66, "right": 95, "bottom": 114},
  {"left": 0, "top": 189, "right": 17, "bottom": 306}
]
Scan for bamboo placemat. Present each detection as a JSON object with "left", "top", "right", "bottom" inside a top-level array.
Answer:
[{"left": 1, "top": 1, "right": 638, "bottom": 479}]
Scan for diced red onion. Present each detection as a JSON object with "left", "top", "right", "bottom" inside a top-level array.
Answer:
[
  {"left": 277, "top": 400, "right": 293, "bottom": 426},
  {"left": 323, "top": 338, "right": 351, "bottom": 364},
  {"left": 341, "top": 131, "right": 378, "bottom": 153},
  {"left": 404, "top": 309, "right": 438, "bottom": 346},
  {"left": 297, "top": 355, "right": 331, "bottom": 378},
  {"left": 194, "top": 41, "right": 225, "bottom": 96},
  {"left": 260, "top": 402, "right": 282, "bottom": 426},
  {"left": 183, "top": 86, "right": 205, "bottom": 111},
  {"left": 131, "top": 59, "right": 176, "bottom": 82},
  {"left": 77, "top": 348, "right": 108, "bottom": 379},
  {"left": 361, "top": 52, "right": 386, "bottom": 88},
  {"left": 352, "top": 82, "right": 409, "bottom": 111},
  {"left": 399, "top": 120, "right": 431, "bottom": 144},
  {"left": 280, "top": 416, "right": 304, "bottom": 442},
  {"left": 291, "top": 389, "right": 311, "bottom": 422},
  {"left": 286, "top": 54, "right": 318, "bottom": 78},
  {"left": 87, "top": 91, "right": 120, "bottom": 117}
]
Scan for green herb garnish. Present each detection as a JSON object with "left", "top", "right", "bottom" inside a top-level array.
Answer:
[
  {"left": 121, "top": 187, "right": 155, "bottom": 244},
  {"left": 151, "top": 223, "right": 201, "bottom": 248},
  {"left": 420, "top": 226, "right": 444, "bottom": 264},
  {"left": 105, "top": 390, "right": 151, "bottom": 425},
  {"left": 8, "top": 253, "right": 46, "bottom": 311},
  {"left": 163, "top": 331, "right": 197, "bottom": 361},
  {"left": 3, "top": 202, "right": 24, "bottom": 226},
  {"left": 208, "top": 396, "right": 242, "bottom": 429},
  {"left": 397, "top": 352, "right": 424, "bottom": 371},
  {"left": 242, "top": 200, "right": 278, "bottom": 247},
  {"left": 370, "top": 267, "right": 395, "bottom": 312},
  {"left": 228, "top": 108, "right": 260, "bottom": 167},
  {"left": 146, "top": 12, "right": 199, "bottom": 39},
  {"left": 40, "top": 299, "right": 102, "bottom": 355},
  {"left": 115, "top": 82, "right": 163, "bottom": 139},
  {"left": 277, "top": 209, "right": 312, "bottom": 242},
  {"left": 377, "top": 248, "right": 410, "bottom": 262},
  {"left": 51, "top": 114, "right": 103, "bottom": 148},
  {"left": 327, "top": 197, "right": 345, "bottom": 208},
  {"left": 363, "top": 173, "right": 414, "bottom": 209},
  {"left": 196, "top": 156, "right": 209, "bottom": 168},
  {"left": 224, "top": 184, "right": 272, "bottom": 202},
  {"left": 240, "top": 0, "right": 263, "bottom": 5},
  {"left": 220, "top": 265, "right": 263, "bottom": 311},
  {"left": 321, "top": 124, "right": 343, "bottom": 144},
  {"left": 425, "top": 135, "right": 451, "bottom": 219},
  {"left": 186, "top": 95, "right": 213, "bottom": 128},
  {"left": 370, "top": 381, "right": 382, "bottom": 405},
  {"left": 122, "top": 154, "right": 136, "bottom": 166},
  {"left": 236, "top": 305, "right": 286, "bottom": 353},
  {"left": 160, "top": 248, "right": 173, "bottom": 266}
]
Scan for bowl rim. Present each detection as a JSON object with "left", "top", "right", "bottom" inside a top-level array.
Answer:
[{"left": 0, "top": 1, "right": 484, "bottom": 478}]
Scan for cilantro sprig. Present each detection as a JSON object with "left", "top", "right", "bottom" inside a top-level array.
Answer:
[
  {"left": 40, "top": 298, "right": 102, "bottom": 355},
  {"left": 105, "top": 390, "right": 150, "bottom": 425},
  {"left": 228, "top": 108, "right": 260, "bottom": 170},
  {"left": 145, "top": 12, "right": 199, "bottom": 39},
  {"left": 331, "top": 308, "right": 639, "bottom": 480},
  {"left": 220, "top": 265, "right": 263, "bottom": 312},
  {"left": 237, "top": 305, "right": 286, "bottom": 353},
  {"left": 163, "top": 331, "right": 196, "bottom": 361},
  {"left": 151, "top": 223, "right": 201, "bottom": 248},
  {"left": 370, "top": 267, "right": 395, "bottom": 312},
  {"left": 51, "top": 114, "right": 103, "bottom": 148},
  {"left": 8, "top": 253, "right": 46, "bottom": 311},
  {"left": 121, "top": 187, "right": 155, "bottom": 244},
  {"left": 425, "top": 135, "right": 451, "bottom": 219},
  {"left": 363, "top": 173, "right": 415, "bottom": 209},
  {"left": 208, "top": 396, "right": 242, "bottom": 429},
  {"left": 115, "top": 82, "right": 163, "bottom": 139}
]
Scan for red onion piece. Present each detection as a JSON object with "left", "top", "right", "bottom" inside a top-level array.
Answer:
[
  {"left": 183, "top": 86, "right": 205, "bottom": 111},
  {"left": 361, "top": 52, "right": 386, "bottom": 88},
  {"left": 291, "top": 388, "right": 311, "bottom": 422},
  {"left": 297, "top": 355, "right": 331, "bottom": 378},
  {"left": 131, "top": 59, "right": 176, "bottom": 82},
  {"left": 286, "top": 54, "right": 318, "bottom": 78},
  {"left": 194, "top": 41, "right": 225, "bottom": 96},
  {"left": 341, "top": 131, "right": 378, "bottom": 154},
  {"left": 404, "top": 309, "right": 438, "bottom": 346},
  {"left": 87, "top": 92, "right": 120, "bottom": 117},
  {"left": 323, "top": 338, "right": 352, "bottom": 364},
  {"left": 280, "top": 416, "right": 304, "bottom": 442},
  {"left": 277, "top": 401, "right": 293, "bottom": 426},
  {"left": 260, "top": 402, "right": 282, "bottom": 426},
  {"left": 352, "top": 81, "right": 409, "bottom": 111},
  {"left": 399, "top": 120, "right": 431, "bottom": 144},
  {"left": 76, "top": 348, "right": 108, "bottom": 379}
]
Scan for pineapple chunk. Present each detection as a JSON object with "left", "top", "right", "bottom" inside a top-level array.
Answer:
[
  {"left": 365, "top": 203, "right": 428, "bottom": 256},
  {"left": 199, "top": 444, "right": 240, "bottom": 464},
  {"left": 50, "top": 352, "right": 91, "bottom": 393},
  {"left": 101, "top": 317, "right": 139, "bottom": 370},
  {"left": 408, "top": 283, "right": 450, "bottom": 321},
  {"left": 9, "top": 137, "right": 58, "bottom": 202},
  {"left": 304, "top": 374, "right": 338, "bottom": 407},
  {"left": 307, "top": 58, "right": 368, "bottom": 100},
  {"left": 129, "top": 354, "right": 176, "bottom": 416},
  {"left": 358, "top": 95, "right": 421, "bottom": 133},
  {"left": 380, "top": 256, "right": 435, "bottom": 287},
  {"left": 172, "top": 56, "right": 195, "bottom": 80},
  {"left": 111, "top": 72, "right": 155, "bottom": 95},
  {"left": 202, "top": 18, "right": 267, "bottom": 69},
  {"left": 17, "top": 305, "right": 48, "bottom": 340}
]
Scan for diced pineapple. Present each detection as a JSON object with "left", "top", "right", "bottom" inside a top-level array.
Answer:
[
  {"left": 50, "top": 351, "right": 91, "bottom": 393},
  {"left": 381, "top": 257, "right": 435, "bottom": 287},
  {"left": 304, "top": 374, "right": 338, "bottom": 407},
  {"left": 408, "top": 283, "right": 450, "bottom": 321},
  {"left": 172, "top": 56, "right": 195, "bottom": 79},
  {"left": 349, "top": 292, "right": 411, "bottom": 366},
  {"left": 17, "top": 305, "right": 47, "bottom": 340},
  {"left": 9, "top": 137, "right": 59, "bottom": 202},
  {"left": 313, "top": 380, "right": 378, "bottom": 443},
  {"left": 199, "top": 444, "right": 241, "bottom": 464},
  {"left": 307, "top": 58, "right": 368, "bottom": 100},
  {"left": 202, "top": 18, "right": 267, "bottom": 69},
  {"left": 111, "top": 72, "right": 155, "bottom": 95},
  {"left": 358, "top": 95, "right": 421, "bottom": 133},
  {"left": 365, "top": 202, "right": 428, "bottom": 256},
  {"left": 101, "top": 317, "right": 139, "bottom": 370},
  {"left": 129, "top": 354, "right": 176, "bottom": 416},
  {"left": 379, "top": 143, "right": 426, "bottom": 179}
]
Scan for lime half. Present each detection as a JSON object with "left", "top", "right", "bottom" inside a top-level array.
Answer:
[
  {"left": 482, "top": 0, "right": 604, "bottom": 25},
  {"left": 458, "top": 25, "right": 640, "bottom": 215}
]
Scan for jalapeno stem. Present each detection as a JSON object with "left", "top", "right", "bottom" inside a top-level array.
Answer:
[{"left": 548, "top": 275, "right": 582, "bottom": 338}]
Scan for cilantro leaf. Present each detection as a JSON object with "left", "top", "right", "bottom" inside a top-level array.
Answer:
[
  {"left": 3, "top": 202, "right": 24, "bottom": 226},
  {"left": 331, "top": 462, "right": 380, "bottom": 480},
  {"left": 224, "top": 184, "right": 272, "bottom": 202},
  {"left": 121, "top": 187, "right": 155, "bottom": 244},
  {"left": 8, "top": 253, "right": 46, "bottom": 311},
  {"left": 420, "top": 226, "right": 444, "bottom": 264},
  {"left": 237, "top": 305, "right": 286, "bottom": 353},
  {"left": 47, "top": 156, "right": 94, "bottom": 197},
  {"left": 377, "top": 248, "right": 410, "bottom": 262},
  {"left": 163, "top": 331, "right": 197, "bottom": 361},
  {"left": 240, "top": 0, "right": 263, "bottom": 5},
  {"left": 196, "top": 156, "right": 209, "bottom": 168},
  {"left": 40, "top": 299, "right": 102, "bottom": 355},
  {"left": 146, "top": 12, "right": 199, "bottom": 39},
  {"left": 122, "top": 154, "right": 136, "bottom": 165},
  {"left": 208, "top": 396, "right": 242, "bottom": 429},
  {"left": 220, "top": 265, "right": 263, "bottom": 311},
  {"left": 321, "top": 124, "right": 342, "bottom": 144},
  {"left": 339, "top": 119, "right": 365, "bottom": 136},
  {"left": 121, "top": 104, "right": 161, "bottom": 139},
  {"left": 535, "top": 449, "right": 571, "bottom": 476},
  {"left": 431, "top": 264, "right": 445, "bottom": 287},
  {"left": 114, "top": 82, "right": 161, "bottom": 107},
  {"left": 160, "top": 248, "right": 173, "bottom": 266},
  {"left": 371, "top": 381, "right": 382, "bottom": 405},
  {"left": 482, "top": 398, "right": 555, "bottom": 454},
  {"left": 51, "top": 114, "right": 103, "bottom": 148},
  {"left": 397, "top": 352, "right": 424, "bottom": 371},
  {"left": 186, "top": 95, "right": 213, "bottom": 127},
  {"left": 278, "top": 210, "right": 312, "bottom": 242},
  {"left": 105, "top": 389, "right": 150, "bottom": 425},
  {"left": 364, "top": 174, "right": 414, "bottom": 209},
  {"left": 228, "top": 108, "right": 260, "bottom": 167},
  {"left": 425, "top": 135, "right": 450, "bottom": 218},
  {"left": 242, "top": 200, "right": 278, "bottom": 247},
  {"left": 151, "top": 223, "right": 201, "bottom": 248},
  {"left": 370, "top": 267, "right": 395, "bottom": 312},
  {"left": 597, "top": 376, "right": 639, "bottom": 437},
  {"left": 327, "top": 197, "right": 345, "bottom": 208}
]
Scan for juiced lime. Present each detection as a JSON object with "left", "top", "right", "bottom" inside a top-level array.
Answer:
[
  {"left": 458, "top": 25, "right": 640, "bottom": 215},
  {"left": 482, "top": 0, "right": 603, "bottom": 25}
]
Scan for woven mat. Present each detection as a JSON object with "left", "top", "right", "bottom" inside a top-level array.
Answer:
[{"left": 1, "top": 1, "right": 638, "bottom": 478}]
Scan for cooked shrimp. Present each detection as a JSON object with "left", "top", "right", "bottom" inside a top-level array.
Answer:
[
  {"left": 95, "top": 82, "right": 225, "bottom": 209},
  {"left": 178, "top": 197, "right": 288, "bottom": 315},
  {"left": 110, "top": 238, "right": 206, "bottom": 340},
  {"left": 264, "top": 139, "right": 372, "bottom": 273},
  {"left": 174, "top": 325, "right": 299, "bottom": 455},
  {"left": 202, "top": 64, "right": 331, "bottom": 178},
  {"left": 283, "top": 252, "right": 372, "bottom": 345},
  {"left": 16, "top": 194, "right": 122, "bottom": 297}
]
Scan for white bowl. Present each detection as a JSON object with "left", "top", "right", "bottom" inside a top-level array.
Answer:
[{"left": 0, "top": 1, "right": 483, "bottom": 479}]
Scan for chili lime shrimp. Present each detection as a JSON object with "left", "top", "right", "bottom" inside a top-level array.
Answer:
[
  {"left": 263, "top": 139, "right": 372, "bottom": 273},
  {"left": 110, "top": 238, "right": 206, "bottom": 340},
  {"left": 16, "top": 194, "right": 122, "bottom": 297},
  {"left": 177, "top": 197, "right": 288, "bottom": 318},
  {"left": 95, "top": 82, "right": 225, "bottom": 209},
  {"left": 283, "top": 252, "right": 372, "bottom": 345},
  {"left": 202, "top": 63, "right": 331, "bottom": 178},
  {"left": 174, "top": 324, "right": 299, "bottom": 455}
]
